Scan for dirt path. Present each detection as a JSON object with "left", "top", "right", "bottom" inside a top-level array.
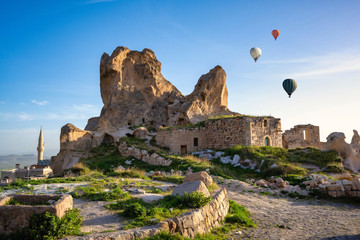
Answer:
[
  {"left": 219, "top": 179, "right": 360, "bottom": 240},
  {"left": 73, "top": 198, "right": 125, "bottom": 233}
]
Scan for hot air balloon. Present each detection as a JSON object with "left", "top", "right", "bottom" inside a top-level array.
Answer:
[
  {"left": 272, "top": 29, "right": 280, "bottom": 40},
  {"left": 250, "top": 47, "right": 262, "bottom": 62},
  {"left": 282, "top": 79, "right": 297, "bottom": 98}
]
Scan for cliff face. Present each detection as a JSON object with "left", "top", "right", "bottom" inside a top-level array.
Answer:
[
  {"left": 85, "top": 46, "right": 232, "bottom": 131},
  {"left": 51, "top": 46, "right": 234, "bottom": 174}
]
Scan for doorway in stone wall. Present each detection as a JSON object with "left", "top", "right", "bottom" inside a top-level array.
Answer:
[
  {"left": 181, "top": 145, "right": 187, "bottom": 155},
  {"left": 265, "top": 137, "right": 271, "bottom": 146}
]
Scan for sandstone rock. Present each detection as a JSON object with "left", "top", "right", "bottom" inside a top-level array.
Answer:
[
  {"left": 327, "top": 184, "right": 342, "bottom": 191},
  {"left": 171, "top": 180, "right": 210, "bottom": 197},
  {"left": 353, "top": 177, "right": 360, "bottom": 190},
  {"left": 85, "top": 47, "right": 232, "bottom": 132},
  {"left": 325, "top": 131, "right": 360, "bottom": 172},
  {"left": 133, "top": 127, "right": 150, "bottom": 139},
  {"left": 255, "top": 179, "right": 268, "bottom": 187},
  {"left": 183, "top": 171, "right": 213, "bottom": 187},
  {"left": 336, "top": 172, "right": 353, "bottom": 181},
  {"left": 275, "top": 177, "right": 286, "bottom": 188},
  {"left": 268, "top": 176, "right": 275, "bottom": 183}
]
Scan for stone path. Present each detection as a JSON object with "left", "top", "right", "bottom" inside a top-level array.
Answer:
[{"left": 219, "top": 179, "right": 360, "bottom": 240}]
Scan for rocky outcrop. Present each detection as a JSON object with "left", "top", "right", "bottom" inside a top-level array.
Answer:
[
  {"left": 85, "top": 46, "right": 233, "bottom": 131},
  {"left": 52, "top": 47, "right": 235, "bottom": 174},
  {"left": 325, "top": 131, "right": 360, "bottom": 173}
]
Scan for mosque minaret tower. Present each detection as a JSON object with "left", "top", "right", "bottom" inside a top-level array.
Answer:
[{"left": 37, "top": 127, "right": 44, "bottom": 165}]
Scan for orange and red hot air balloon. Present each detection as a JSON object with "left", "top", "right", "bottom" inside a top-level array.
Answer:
[{"left": 272, "top": 29, "right": 280, "bottom": 40}]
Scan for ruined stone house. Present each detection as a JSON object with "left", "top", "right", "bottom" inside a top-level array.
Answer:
[
  {"left": 156, "top": 116, "right": 282, "bottom": 154},
  {"left": 282, "top": 124, "right": 324, "bottom": 149}
]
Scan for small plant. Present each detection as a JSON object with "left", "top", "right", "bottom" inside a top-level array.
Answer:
[{"left": 225, "top": 200, "right": 255, "bottom": 227}]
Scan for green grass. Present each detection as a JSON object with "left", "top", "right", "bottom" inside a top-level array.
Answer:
[
  {"left": 225, "top": 200, "right": 255, "bottom": 227},
  {"left": 106, "top": 192, "right": 211, "bottom": 229}
]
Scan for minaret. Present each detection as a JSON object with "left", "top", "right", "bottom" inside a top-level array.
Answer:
[{"left": 37, "top": 127, "right": 44, "bottom": 165}]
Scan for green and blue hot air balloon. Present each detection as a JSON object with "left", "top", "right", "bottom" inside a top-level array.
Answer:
[{"left": 282, "top": 79, "right": 297, "bottom": 98}]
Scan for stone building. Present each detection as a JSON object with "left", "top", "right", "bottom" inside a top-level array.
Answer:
[
  {"left": 1, "top": 128, "right": 53, "bottom": 183},
  {"left": 156, "top": 116, "right": 282, "bottom": 154},
  {"left": 282, "top": 124, "right": 323, "bottom": 149}
]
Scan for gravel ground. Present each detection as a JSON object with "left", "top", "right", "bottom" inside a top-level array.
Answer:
[
  {"left": 219, "top": 179, "right": 360, "bottom": 240},
  {"left": 73, "top": 198, "right": 125, "bottom": 233}
]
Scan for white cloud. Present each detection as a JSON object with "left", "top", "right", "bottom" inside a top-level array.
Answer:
[
  {"left": 19, "top": 112, "right": 33, "bottom": 121},
  {"left": 262, "top": 50, "right": 360, "bottom": 78},
  {"left": 31, "top": 100, "right": 48, "bottom": 106}
]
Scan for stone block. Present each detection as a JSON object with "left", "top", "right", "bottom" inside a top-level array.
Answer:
[
  {"left": 183, "top": 171, "right": 213, "bottom": 187},
  {"left": 172, "top": 180, "right": 210, "bottom": 198}
]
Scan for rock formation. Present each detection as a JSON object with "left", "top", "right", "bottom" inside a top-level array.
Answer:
[
  {"left": 85, "top": 46, "right": 232, "bottom": 131},
  {"left": 325, "top": 130, "right": 360, "bottom": 173},
  {"left": 51, "top": 46, "right": 234, "bottom": 174}
]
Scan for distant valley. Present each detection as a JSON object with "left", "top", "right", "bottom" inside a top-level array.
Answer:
[{"left": 0, "top": 154, "right": 39, "bottom": 171}]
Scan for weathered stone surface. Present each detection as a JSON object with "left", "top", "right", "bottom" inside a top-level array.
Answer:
[
  {"left": 282, "top": 124, "right": 323, "bottom": 149},
  {"left": 255, "top": 179, "right": 268, "bottom": 187},
  {"left": 172, "top": 180, "right": 210, "bottom": 197},
  {"left": 325, "top": 131, "right": 360, "bottom": 173},
  {"left": 133, "top": 127, "right": 150, "bottom": 139},
  {"left": 0, "top": 194, "right": 72, "bottom": 235},
  {"left": 327, "top": 184, "right": 342, "bottom": 191},
  {"left": 183, "top": 171, "right": 213, "bottom": 187},
  {"left": 337, "top": 172, "right": 353, "bottom": 181},
  {"left": 85, "top": 47, "right": 232, "bottom": 132},
  {"left": 118, "top": 142, "right": 172, "bottom": 166}
]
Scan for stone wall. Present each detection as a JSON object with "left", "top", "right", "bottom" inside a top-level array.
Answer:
[
  {"left": 156, "top": 116, "right": 283, "bottom": 154},
  {"left": 63, "top": 188, "right": 229, "bottom": 240},
  {"left": 118, "top": 142, "right": 172, "bottom": 166},
  {"left": 156, "top": 128, "right": 208, "bottom": 154},
  {"left": 282, "top": 124, "right": 322, "bottom": 149},
  {"left": 0, "top": 194, "right": 73, "bottom": 235}
]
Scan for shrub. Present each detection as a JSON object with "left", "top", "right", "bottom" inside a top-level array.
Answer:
[
  {"left": 163, "top": 192, "right": 211, "bottom": 209},
  {"left": 122, "top": 202, "right": 147, "bottom": 218},
  {"left": 16, "top": 209, "right": 83, "bottom": 240}
]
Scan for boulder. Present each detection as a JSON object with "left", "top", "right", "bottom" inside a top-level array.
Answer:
[
  {"left": 133, "top": 127, "right": 150, "bottom": 139},
  {"left": 255, "top": 179, "right": 268, "bottom": 187},
  {"left": 171, "top": 180, "right": 210, "bottom": 197},
  {"left": 275, "top": 177, "right": 286, "bottom": 188},
  {"left": 183, "top": 171, "right": 213, "bottom": 187},
  {"left": 325, "top": 131, "right": 360, "bottom": 172},
  {"left": 231, "top": 155, "right": 240, "bottom": 165}
]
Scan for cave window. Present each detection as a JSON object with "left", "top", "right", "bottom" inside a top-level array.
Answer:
[{"left": 194, "top": 138, "right": 198, "bottom": 147}]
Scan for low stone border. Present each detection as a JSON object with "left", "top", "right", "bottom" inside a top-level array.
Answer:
[
  {"left": 118, "top": 142, "right": 172, "bottom": 166},
  {"left": 64, "top": 188, "right": 229, "bottom": 240},
  {"left": 0, "top": 194, "right": 73, "bottom": 235}
]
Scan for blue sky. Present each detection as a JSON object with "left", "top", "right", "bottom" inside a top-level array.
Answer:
[{"left": 1, "top": 0, "right": 360, "bottom": 156}]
